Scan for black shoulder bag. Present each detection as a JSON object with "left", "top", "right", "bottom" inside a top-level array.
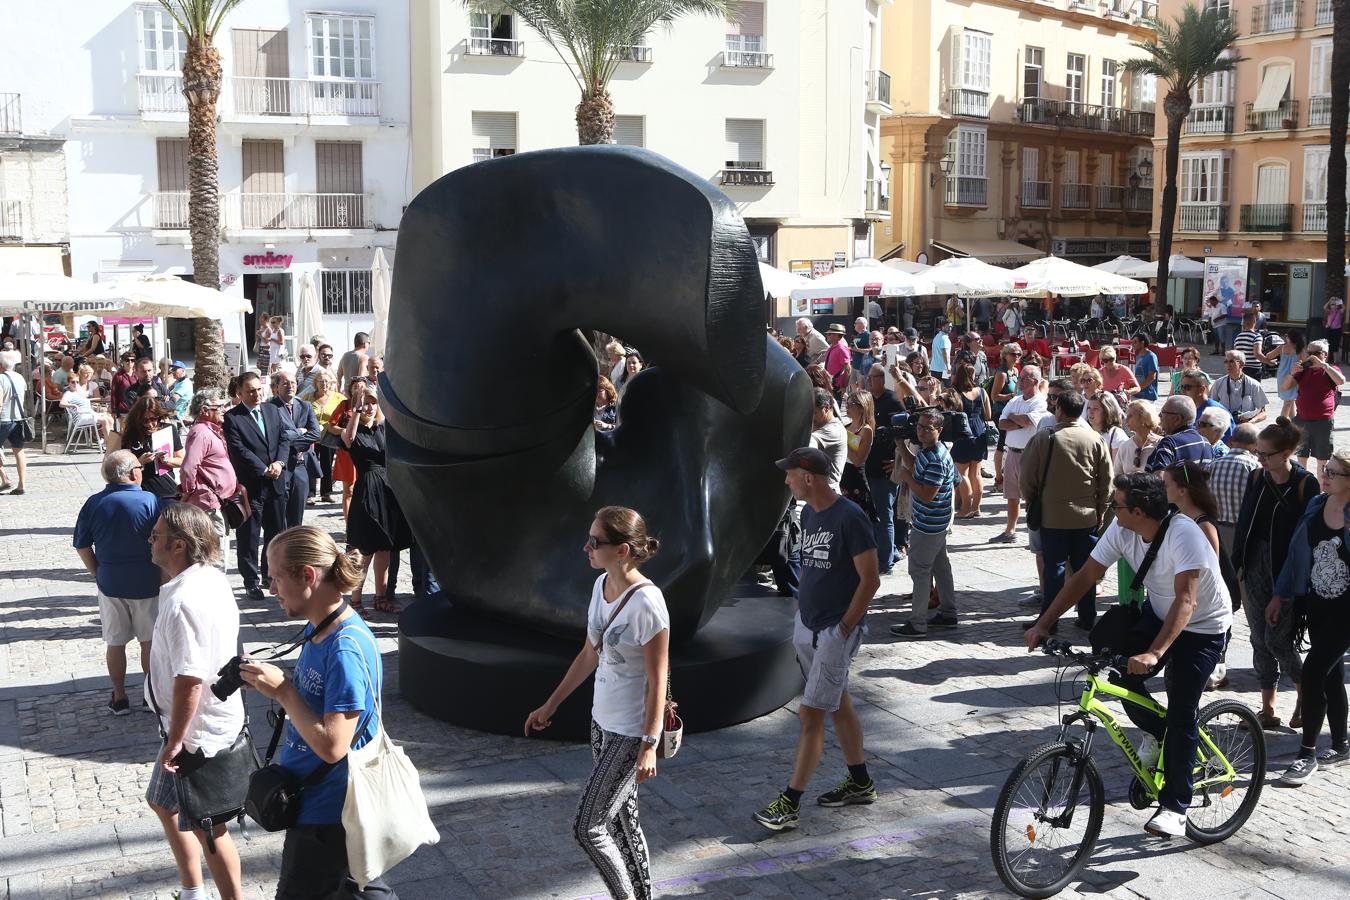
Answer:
[
  {"left": 1025, "top": 434, "right": 1056, "bottom": 532},
  {"left": 1090, "top": 511, "right": 1176, "bottom": 653}
]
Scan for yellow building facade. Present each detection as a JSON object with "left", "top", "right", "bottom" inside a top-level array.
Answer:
[
  {"left": 879, "top": 0, "right": 1158, "bottom": 271},
  {"left": 1157, "top": 0, "right": 1342, "bottom": 326}
]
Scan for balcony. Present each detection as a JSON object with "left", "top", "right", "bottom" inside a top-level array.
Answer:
[
  {"left": 1317, "top": 0, "right": 1332, "bottom": 25},
  {"left": 137, "top": 73, "right": 381, "bottom": 118},
  {"left": 152, "top": 192, "right": 373, "bottom": 230},
  {"left": 1062, "top": 182, "right": 1091, "bottom": 209},
  {"left": 950, "top": 88, "right": 990, "bottom": 118},
  {"left": 1183, "top": 104, "right": 1234, "bottom": 134},
  {"left": 945, "top": 176, "right": 988, "bottom": 207},
  {"left": 864, "top": 178, "right": 890, "bottom": 216},
  {"left": 1178, "top": 202, "right": 1228, "bottom": 231},
  {"left": 719, "top": 163, "right": 774, "bottom": 186},
  {"left": 1250, "top": 1, "right": 1300, "bottom": 33},
  {"left": 1126, "top": 187, "right": 1154, "bottom": 213},
  {"left": 867, "top": 70, "right": 891, "bottom": 114},
  {"left": 1303, "top": 203, "right": 1348, "bottom": 231},
  {"left": 1097, "top": 185, "right": 1126, "bottom": 210},
  {"left": 722, "top": 38, "right": 773, "bottom": 69},
  {"left": 615, "top": 44, "right": 652, "bottom": 63},
  {"left": 1240, "top": 203, "right": 1293, "bottom": 232},
  {"left": 1018, "top": 98, "right": 1156, "bottom": 135},
  {"left": 1022, "top": 180, "right": 1051, "bottom": 209},
  {"left": 155, "top": 192, "right": 190, "bottom": 230},
  {"left": 1309, "top": 96, "right": 1331, "bottom": 126},
  {"left": 1132, "top": 0, "right": 1158, "bottom": 16},
  {"left": 1245, "top": 99, "right": 1299, "bottom": 131},
  {"left": 0, "top": 92, "right": 19, "bottom": 134},
  {"left": 0, "top": 199, "right": 22, "bottom": 240},
  {"left": 467, "top": 36, "right": 525, "bottom": 56}
]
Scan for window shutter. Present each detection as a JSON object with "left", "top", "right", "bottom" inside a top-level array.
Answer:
[
  {"left": 725, "top": 119, "right": 764, "bottom": 167},
  {"left": 1255, "top": 164, "right": 1288, "bottom": 205},
  {"left": 1098, "top": 153, "right": 1113, "bottom": 185},
  {"left": 613, "top": 115, "right": 645, "bottom": 147},
  {"left": 472, "top": 112, "right": 518, "bottom": 151},
  {"left": 1252, "top": 64, "right": 1292, "bottom": 112},
  {"left": 156, "top": 139, "right": 188, "bottom": 192},
  {"left": 1064, "top": 151, "right": 1080, "bottom": 184},
  {"left": 316, "top": 141, "right": 363, "bottom": 194},
  {"left": 728, "top": 1, "right": 764, "bottom": 36},
  {"left": 1022, "top": 147, "right": 1039, "bottom": 180}
]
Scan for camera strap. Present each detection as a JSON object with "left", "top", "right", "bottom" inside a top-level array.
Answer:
[{"left": 251, "top": 599, "right": 351, "bottom": 663}]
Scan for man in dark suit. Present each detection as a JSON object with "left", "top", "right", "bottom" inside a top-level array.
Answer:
[
  {"left": 268, "top": 366, "right": 320, "bottom": 529},
  {"left": 223, "top": 371, "right": 292, "bottom": 602}
]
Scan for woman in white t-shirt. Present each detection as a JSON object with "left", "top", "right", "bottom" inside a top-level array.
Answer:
[{"left": 526, "top": 506, "right": 670, "bottom": 900}]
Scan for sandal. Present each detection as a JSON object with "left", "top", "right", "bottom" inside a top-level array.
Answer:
[
  {"left": 349, "top": 594, "right": 369, "bottom": 619},
  {"left": 1258, "top": 710, "right": 1282, "bottom": 731},
  {"left": 374, "top": 594, "right": 402, "bottom": 615}
]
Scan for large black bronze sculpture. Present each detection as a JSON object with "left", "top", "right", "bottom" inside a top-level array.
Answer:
[{"left": 382, "top": 146, "right": 812, "bottom": 738}]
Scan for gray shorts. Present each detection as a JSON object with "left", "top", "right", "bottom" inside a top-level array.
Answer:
[
  {"left": 1296, "top": 416, "right": 1333, "bottom": 461},
  {"left": 793, "top": 613, "right": 864, "bottom": 712},
  {"left": 145, "top": 746, "right": 193, "bottom": 831}
]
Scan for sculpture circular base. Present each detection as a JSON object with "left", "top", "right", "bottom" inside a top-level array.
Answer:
[{"left": 398, "top": 593, "right": 803, "bottom": 741}]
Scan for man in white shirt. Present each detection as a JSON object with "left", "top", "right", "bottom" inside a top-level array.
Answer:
[
  {"left": 1210, "top": 350, "right": 1268, "bottom": 427},
  {"left": 1026, "top": 473, "right": 1231, "bottom": 840},
  {"left": 795, "top": 317, "right": 829, "bottom": 367},
  {"left": 808, "top": 388, "right": 848, "bottom": 493},
  {"left": 992, "top": 365, "right": 1048, "bottom": 544},
  {"left": 145, "top": 503, "right": 244, "bottom": 900},
  {"left": 0, "top": 350, "right": 29, "bottom": 494}
]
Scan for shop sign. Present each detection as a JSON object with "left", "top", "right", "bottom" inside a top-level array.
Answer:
[
  {"left": 1292, "top": 265, "right": 1311, "bottom": 280},
  {"left": 242, "top": 251, "right": 294, "bottom": 269},
  {"left": 219, "top": 273, "right": 237, "bottom": 286},
  {"left": 811, "top": 260, "right": 835, "bottom": 279},
  {"left": 834, "top": 251, "right": 848, "bottom": 268}
]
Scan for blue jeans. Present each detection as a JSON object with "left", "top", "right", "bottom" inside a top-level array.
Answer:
[
  {"left": 866, "top": 473, "right": 899, "bottom": 572},
  {"left": 1039, "top": 526, "right": 1098, "bottom": 625},
  {"left": 410, "top": 543, "right": 441, "bottom": 598}
]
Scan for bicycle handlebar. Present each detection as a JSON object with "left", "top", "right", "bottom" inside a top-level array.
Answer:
[{"left": 1041, "top": 638, "right": 1129, "bottom": 674}]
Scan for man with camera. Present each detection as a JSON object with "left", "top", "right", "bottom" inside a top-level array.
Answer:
[
  {"left": 145, "top": 502, "right": 244, "bottom": 900},
  {"left": 890, "top": 409, "right": 960, "bottom": 638}
]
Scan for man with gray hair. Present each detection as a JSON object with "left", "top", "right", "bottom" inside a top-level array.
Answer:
[
  {"left": 1146, "top": 395, "right": 1213, "bottom": 472},
  {"left": 1209, "top": 423, "right": 1261, "bottom": 556},
  {"left": 992, "top": 364, "right": 1049, "bottom": 543},
  {"left": 269, "top": 365, "right": 320, "bottom": 528},
  {"left": 795, "top": 317, "right": 829, "bottom": 366},
  {"left": 0, "top": 349, "right": 28, "bottom": 494},
  {"left": 1211, "top": 350, "right": 1268, "bottom": 427},
  {"left": 73, "top": 450, "right": 164, "bottom": 715}
]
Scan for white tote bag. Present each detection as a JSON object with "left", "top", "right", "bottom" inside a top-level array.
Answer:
[{"left": 340, "top": 636, "right": 439, "bottom": 889}]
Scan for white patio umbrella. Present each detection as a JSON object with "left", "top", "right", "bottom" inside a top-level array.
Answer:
[
  {"left": 1009, "top": 256, "right": 1148, "bottom": 298},
  {"left": 926, "top": 257, "right": 1020, "bottom": 296},
  {"left": 758, "top": 262, "right": 812, "bottom": 298},
  {"left": 1093, "top": 255, "right": 1154, "bottom": 278},
  {"left": 1104, "top": 254, "right": 1205, "bottom": 280},
  {"left": 882, "top": 258, "right": 934, "bottom": 275},
  {"left": 111, "top": 274, "right": 254, "bottom": 319},
  {"left": 370, "top": 248, "right": 391, "bottom": 356},
  {"left": 789, "top": 261, "right": 936, "bottom": 301},
  {"left": 295, "top": 271, "right": 324, "bottom": 350}
]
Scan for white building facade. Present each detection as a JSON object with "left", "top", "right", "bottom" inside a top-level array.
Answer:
[
  {"left": 0, "top": 0, "right": 411, "bottom": 358},
  {"left": 410, "top": 0, "right": 891, "bottom": 293}
]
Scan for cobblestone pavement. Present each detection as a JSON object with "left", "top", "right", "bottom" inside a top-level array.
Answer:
[{"left": 4, "top": 358, "right": 1350, "bottom": 899}]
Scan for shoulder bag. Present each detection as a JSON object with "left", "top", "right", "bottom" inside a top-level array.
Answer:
[
  {"left": 146, "top": 677, "right": 259, "bottom": 854},
  {"left": 221, "top": 482, "right": 251, "bottom": 531},
  {"left": 1025, "top": 434, "right": 1056, "bottom": 532},
  {"left": 594, "top": 579, "right": 683, "bottom": 759},
  {"left": 4, "top": 378, "right": 34, "bottom": 443},
  {"left": 1090, "top": 511, "right": 1176, "bottom": 653}
]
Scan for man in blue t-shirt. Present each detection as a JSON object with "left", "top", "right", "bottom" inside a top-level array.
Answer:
[
  {"left": 930, "top": 318, "right": 953, "bottom": 383},
  {"left": 73, "top": 449, "right": 163, "bottom": 715},
  {"left": 754, "top": 447, "right": 879, "bottom": 833},
  {"left": 1147, "top": 395, "right": 1214, "bottom": 472},
  {"left": 1130, "top": 333, "right": 1159, "bottom": 401},
  {"left": 890, "top": 410, "right": 960, "bottom": 638}
]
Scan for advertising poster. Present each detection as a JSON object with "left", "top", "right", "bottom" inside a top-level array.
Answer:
[
  {"left": 789, "top": 261, "right": 812, "bottom": 316},
  {"left": 1203, "top": 257, "right": 1249, "bottom": 316}
]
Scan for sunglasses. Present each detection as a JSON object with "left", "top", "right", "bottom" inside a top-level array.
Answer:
[
  {"left": 1325, "top": 469, "right": 1350, "bottom": 479},
  {"left": 585, "top": 535, "right": 620, "bottom": 550}
]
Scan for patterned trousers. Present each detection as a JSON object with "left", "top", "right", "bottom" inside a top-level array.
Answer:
[{"left": 574, "top": 721, "right": 651, "bottom": 900}]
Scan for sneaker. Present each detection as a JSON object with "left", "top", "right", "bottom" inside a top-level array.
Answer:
[
  {"left": 1017, "top": 593, "right": 1043, "bottom": 607},
  {"left": 1144, "top": 807, "right": 1188, "bottom": 838},
  {"left": 1206, "top": 663, "right": 1227, "bottom": 691},
  {"left": 890, "top": 623, "right": 927, "bottom": 638},
  {"left": 1139, "top": 736, "right": 1161, "bottom": 773},
  {"left": 817, "top": 775, "right": 878, "bottom": 807},
  {"left": 1318, "top": 746, "right": 1350, "bottom": 766},
  {"left": 1280, "top": 756, "right": 1318, "bottom": 786},
  {"left": 753, "top": 794, "right": 801, "bottom": 831},
  {"left": 988, "top": 532, "right": 1016, "bottom": 544},
  {"left": 927, "top": 613, "right": 958, "bottom": 629},
  {"left": 108, "top": 695, "right": 130, "bottom": 716}
]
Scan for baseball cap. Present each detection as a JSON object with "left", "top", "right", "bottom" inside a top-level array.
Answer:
[
  {"left": 171, "top": 359, "right": 187, "bottom": 370},
  {"left": 775, "top": 447, "right": 831, "bottom": 476},
  {"left": 904, "top": 328, "right": 919, "bottom": 340}
]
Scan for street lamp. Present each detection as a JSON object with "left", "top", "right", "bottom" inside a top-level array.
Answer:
[{"left": 931, "top": 153, "right": 954, "bottom": 187}]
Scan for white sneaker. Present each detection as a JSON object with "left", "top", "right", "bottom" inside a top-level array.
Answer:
[
  {"left": 1138, "top": 735, "right": 1161, "bottom": 773},
  {"left": 1206, "top": 663, "right": 1227, "bottom": 690},
  {"left": 1144, "top": 807, "right": 1188, "bottom": 838}
]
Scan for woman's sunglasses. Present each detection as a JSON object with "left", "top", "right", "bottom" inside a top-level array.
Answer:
[{"left": 585, "top": 535, "right": 619, "bottom": 550}]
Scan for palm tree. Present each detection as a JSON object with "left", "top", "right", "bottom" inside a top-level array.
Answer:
[
  {"left": 156, "top": 0, "right": 242, "bottom": 390},
  {"left": 1124, "top": 4, "right": 1242, "bottom": 292},
  {"left": 472, "top": 0, "right": 730, "bottom": 145},
  {"left": 1326, "top": 0, "right": 1350, "bottom": 307}
]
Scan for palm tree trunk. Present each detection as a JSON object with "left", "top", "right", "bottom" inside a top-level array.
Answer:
[
  {"left": 575, "top": 87, "right": 614, "bottom": 145},
  {"left": 183, "top": 38, "right": 228, "bottom": 390},
  {"left": 1156, "top": 91, "right": 1190, "bottom": 301},
  {"left": 1327, "top": 0, "right": 1350, "bottom": 305}
]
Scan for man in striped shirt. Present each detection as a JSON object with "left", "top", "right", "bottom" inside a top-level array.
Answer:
[
  {"left": 1231, "top": 309, "right": 1265, "bottom": 382},
  {"left": 890, "top": 410, "right": 960, "bottom": 638},
  {"left": 1146, "top": 395, "right": 1214, "bottom": 472}
]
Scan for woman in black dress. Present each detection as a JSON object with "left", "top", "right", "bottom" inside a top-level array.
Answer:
[
  {"left": 947, "top": 363, "right": 990, "bottom": 519},
  {"left": 121, "top": 396, "right": 183, "bottom": 499},
  {"left": 342, "top": 378, "right": 411, "bottom": 615}
]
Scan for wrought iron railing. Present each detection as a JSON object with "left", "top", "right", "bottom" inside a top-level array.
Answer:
[
  {"left": 615, "top": 45, "right": 652, "bottom": 63},
  {"left": 0, "top": 92, "right": 19, "bottom": 134},
  {"left": 467, "top": 36, "right": 525, "bottom": 56},
  {"left": 1062, "top": 183, "right": 1091, "bottom": 209},
  {"left": 1021, "top": 181, "right": 1051, "bottom": 209},
  {"left": 1178, "top": 202, "right": 1228, "bottom": 231},
  {"left": 1183, "top": 105, "right": 1234, "bottom": 134},
  {"left": 1126, "top": 188, "right": 1154, "bottom": 212},
  {"left": 1244, "top": 99, "right": 1299, "bottom": 131},
  {"left": 0, "top": 199, "right": 22, "bottom": 240},
  {"left": 950, "top": 88, "right": 990, "bottom": 118},
  {"left": 1097, "top": 185, "right": 1126, "bottom": 210},
  {"left": 1240, "top": 203, "right": 1293, "bottom": 232},
  {"left": 868, "top": 70, "right": 891, "bottom": 108},
  {"left": 720, "top": 164, "right": 774, "bottom": 186},
  {"left": 1250, "top": 0, "right": 1300, "bottom": 33},
  {"left": 945, "top": 176, "right": 988, "bottom": 207},
  {"left": 138, "top": 73, "right": 380, "bottom": 117},
  {"left": 1019, "top": 98, "right": 1155, "bottom": 135},
  {"left": 1309, "top": 96, "right": 1331, "bottom": 126}
]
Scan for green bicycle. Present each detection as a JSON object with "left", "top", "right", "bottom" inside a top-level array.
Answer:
[{"left": 990, "top": 640, "right": 1266, "bottom": 899}]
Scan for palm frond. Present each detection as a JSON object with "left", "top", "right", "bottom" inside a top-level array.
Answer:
[
  {"left": 1122, "top": 2, "right": 1243, "bottom": 92},
  {"left": 156, "top": 0, "right": 244, "bottom": 39}
]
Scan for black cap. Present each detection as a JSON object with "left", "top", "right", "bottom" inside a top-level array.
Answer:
[
  {"left": 775, "top": 447, "right": 831, "bottom": 476},
  {"left": 904, "top": 328, "right": 919, "bottom": 339}
]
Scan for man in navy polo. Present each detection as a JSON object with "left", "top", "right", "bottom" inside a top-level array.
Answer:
[
  {"left": 1146, "top": 395, "right": 1214, "bottom": 473},
  {"left": 73, "top": 450, "right": 164, "bottom": 715}
]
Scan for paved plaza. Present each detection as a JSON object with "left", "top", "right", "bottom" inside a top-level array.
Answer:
[{"left": 3, "top": 367, "right": 1350, "bottom": 899}]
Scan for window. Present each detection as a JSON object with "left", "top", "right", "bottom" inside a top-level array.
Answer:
[
  {"left": 726, "top": 1, "right": 766, "bottom": 53},
  {"left": 725, "top": 119, "right": 765, "bottom": 168},
  {"left": 947, "top": 126, "right": 987, "bottom": 178},
  {"left": 1066, "top": 54, "right": 1085, "bottom": 109},
  {"left": 471, "top": 112, "right": 517, "bottom": 162},
  {"left": 1100, "top": 59, "right": 1118, "bottom": 109},
  {"left": 1098, "top": 152, "right": 1114, "bottom": 185},
  {"left": 1255, "top": 162, "right": 1289, "bottom": 205},
  {"left": 1133, "top": 71, "right": 1156, "bottom": 112},
  {"left": 469, "top": 12, "right": 519, "bottom": 54},
  {"left": 1023, "top": 47, "right": 1043, "bottom": 100},
  {"left": 1194, "top": 70, "right": 1232, "bottom": 105},
  {"left": 308, "top": 15, "right": 374, "bottom": 80},
  {"left": 1179, "top": 152, "right": 1230, "bottom": 203},
  {"left": 1204, "top": 0, "right": 1231, "bottom": 15},
  {"left": 1311, "top": 40, "right": 1331, "bottom": 96},
  {"left": 952, "top": 30, "right": 992, "bottom": 92},
  {"left": 156, "top": 138, "right": 189, "bottom": 228},
  {"left": 139, "top": 4, "right": 185, "bottom": 73},
  {"left": 1064, "top": 150, "right": 1081, "bottom": 184},
  {"left": 1022, "top": 147, "right": 1040, "bottom": 180},
  {"left": 1305, "top": 147, "right": 1330, "bottom": 202},
  {"left": 320, "top": 270, "right": 373, "bottom": 315},
  {"left": 613, "top": 115, "right": 645, "bottom": 148}
]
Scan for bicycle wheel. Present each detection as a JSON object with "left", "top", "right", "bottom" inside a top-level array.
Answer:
[
  {"left": 991, "top": 741, "right": 1105, "bottom": 899},
  {"left": 1186, "top": 698, "right": 1266, "bottom": 844}
]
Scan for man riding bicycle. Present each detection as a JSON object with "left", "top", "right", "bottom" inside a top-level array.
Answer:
[{"left": 1024, "top": 473, "right": 1233, "bottom": 838}]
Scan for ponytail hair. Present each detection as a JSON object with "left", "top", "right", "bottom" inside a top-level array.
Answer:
[
  {"left": 269, "top": 525, "right": 366, "bottom": 594},
  {"left": 1259, "top": 416, "right": 1302, "bottom": 454},
  {"left": 593, "top": 506, "right": 661, "bottom": 563}
]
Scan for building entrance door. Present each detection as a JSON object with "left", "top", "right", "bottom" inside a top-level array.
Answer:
[{"left": 243, "top": 273, "right": 293, "bottom": 365}]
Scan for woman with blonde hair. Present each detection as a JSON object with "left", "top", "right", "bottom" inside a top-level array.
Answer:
[
  {"left": 842, "top": 390, "right": 877, "bottom": 522},
  {"left": 526, "top": 507, "right": 669, "bottom": 900},
  {"left": 1097, "top": 344, "right": 1138, "bottom": 395},
  {"left": 308, "top": 369, "right": 343, "bottom": 503}
]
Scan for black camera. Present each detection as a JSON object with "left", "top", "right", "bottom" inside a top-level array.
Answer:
[
  {"left": 212, "top": 655, "right": 246, "bottom": 701},
  {"left": 879, "top": 409, "right": 973, "bottom": 446}
]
